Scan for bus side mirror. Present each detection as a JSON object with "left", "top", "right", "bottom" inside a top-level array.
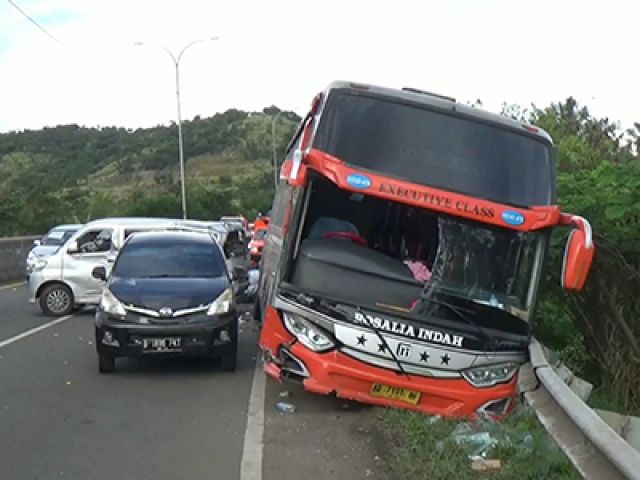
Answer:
[
  {"left": 283, "top": 155, "right": 307, "bottom": 187},
  {"left": 561, "top": 228, "right": 595, "bottom": 291},
  {"left": 33, "top": 239, "right": 41, "bottom": 247},
  {"left": 290, "top": 148, "right": 303, "bottom": 181},
  {"left": 288, "top": 164, "right": 307, "bottom": 187}
]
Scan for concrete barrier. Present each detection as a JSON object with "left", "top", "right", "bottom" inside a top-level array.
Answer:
[{"left": 0, "top": 236, "right": 40, "bottom": 284}]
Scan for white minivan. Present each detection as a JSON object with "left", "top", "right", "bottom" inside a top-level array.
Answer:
[{"left": 28, "top": 218, "right": 194, "bottom": 316}]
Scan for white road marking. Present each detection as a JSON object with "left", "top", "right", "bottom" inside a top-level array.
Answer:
[
  {"left": 241, "top": 356, "right": 267, "bottom": 480},
  {"left": 0, "top": 315, "right": 74, "bottom": 349},
  {"left": 0, "top": 281, "right": 26, "bottom": 291}
]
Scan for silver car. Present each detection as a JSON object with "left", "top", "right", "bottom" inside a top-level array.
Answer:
[
  {"left": 28, "top": 218, "right": 188, "bottom": 316},
  {"left": 26, "top": 224, "right": 83, "bottom": 276}
]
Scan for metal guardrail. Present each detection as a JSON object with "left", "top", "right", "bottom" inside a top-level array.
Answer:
[{"left": 519, "top": 339, "right": 640, "bottom": 480}]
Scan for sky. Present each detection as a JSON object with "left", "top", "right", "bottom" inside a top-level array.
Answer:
[{"left": 0, "top": 0, "right": 637, "bottom": 133}]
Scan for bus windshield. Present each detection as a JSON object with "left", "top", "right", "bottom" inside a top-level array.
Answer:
[
  {"left": 424, "top": 217, "right": 542, "bottom": 312},
  {"left": 289, "top": 176, "right": 545, "bottom": 324},
  {"left": 313, "top": 90, "right": 553, "bottom": 207}
]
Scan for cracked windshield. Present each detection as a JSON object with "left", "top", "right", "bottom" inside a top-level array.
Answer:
[{"left": 0, "top": 1, "right": 635, "bottom": 479}]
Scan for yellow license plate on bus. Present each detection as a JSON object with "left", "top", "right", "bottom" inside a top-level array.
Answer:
[{"left": 370, "top": 383, "right": 421, "bottom": 405}]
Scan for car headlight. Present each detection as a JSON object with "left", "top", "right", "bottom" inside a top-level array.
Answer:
[
  {"left": 33, "top": 258, "right": 48, "bottom": 271},
  {"left": 100, "top": 289, "right": 126, "bottom": 317},
  {"left": 282, "top": 312, "right": 335, "bottom": 352},
  {"left": 207, "top": 288, "right": 233, "bottom": 315},
  {"left": 27, "top": 251, "right": 37, "bottom": 265},
  {"left": 462, "top": 363, "right": 519, "bottom": 388}
]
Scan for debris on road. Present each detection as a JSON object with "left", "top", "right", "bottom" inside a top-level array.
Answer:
[
  {"left": 451, "top": 422, "right": 498, "bottom": 459},
  {"left": 279, "top": 390, "right": 292, "bottom": 398},
  {"left": 425, "top": 414, "right": 442, "bottom": 425},
  {"left": 276, "top": 401, "right": 296, "bottom": 414},
  {"left": 471, "top": 459, "right": 502, "bottom": 471}
]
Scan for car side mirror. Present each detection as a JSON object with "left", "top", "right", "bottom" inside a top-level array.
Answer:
[
  {"left": 561, "top": 222, "right": 595, "bottom": 292},
  {"left": 67, "top": 240, "right": 80, "bottom": 254},
  {"left": 92, "top": 266, "right": 107, "bottom": 281},
  {"left": 33, "top": 239, "right": 41, "bottom": 247}
]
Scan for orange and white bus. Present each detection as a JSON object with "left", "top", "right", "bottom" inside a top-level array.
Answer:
[{"left": 255, "top": 81, "right": 594, "bottom": 418}]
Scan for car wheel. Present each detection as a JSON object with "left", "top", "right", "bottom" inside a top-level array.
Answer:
[
  {"left": 220, "top": 320, "right": 238, "bottom": 372},
  {"left": 98, "top": 353, "right": 116, "bottom": 373},
  {"left": 39, "top": 284, "right": 74, "bottom": 317}
]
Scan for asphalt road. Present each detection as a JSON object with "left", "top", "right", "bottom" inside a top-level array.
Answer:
[{"left": 0, "top": 283, "right": 392, "bottom": 480}]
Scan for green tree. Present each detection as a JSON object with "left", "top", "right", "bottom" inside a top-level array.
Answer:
[{"left": 530, "top": 100, "right": 640, "bottom": 412}]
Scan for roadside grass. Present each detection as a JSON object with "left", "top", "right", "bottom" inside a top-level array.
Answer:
[{"left": 379, "top": 405, "right": 580, "bottom": 480}]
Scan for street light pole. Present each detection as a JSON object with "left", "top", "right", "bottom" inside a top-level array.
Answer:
[
  {"left": 246, "top": 110, "right": 285, "bottom": 192},
  {"left": 173, "top": 56, "right": 187, "bottom": 220},
  {"left": 134, "top": 37, "right": 219, "bottom": 219}
]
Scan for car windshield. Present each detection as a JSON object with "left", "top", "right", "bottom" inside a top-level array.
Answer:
[
  {"left": 41, "top": 228, "right": 78, "bottom": 246},
  {"left": 313, "top": 90, "right": 553, "bottom": 207},
  {"left": 113, "top": 240, "right": 226, "bottom": 278}
]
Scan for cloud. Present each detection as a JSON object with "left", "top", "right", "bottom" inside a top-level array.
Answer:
[{"left": 0, "top": 0, "right": 637, "bottom": 132}]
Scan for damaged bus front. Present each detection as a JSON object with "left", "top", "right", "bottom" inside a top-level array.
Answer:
[{"left": 256, "top": 82, "right": 594, "bottom": 417}]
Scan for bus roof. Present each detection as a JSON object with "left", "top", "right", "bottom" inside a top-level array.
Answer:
[{"left": 321, "top": 81, "right": 553, "bottom": 145}]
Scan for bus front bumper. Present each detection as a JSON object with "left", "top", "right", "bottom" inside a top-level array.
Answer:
[{"left": 259, "top": 307, "right": 518, "bottom": 418}]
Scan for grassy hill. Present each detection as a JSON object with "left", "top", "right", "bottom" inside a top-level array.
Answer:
[{"left": 0, "top": 108, "right": 300, "bottom": 235}]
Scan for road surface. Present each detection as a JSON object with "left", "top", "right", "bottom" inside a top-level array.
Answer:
[{"left": 0, "top": 283, "right": 391, "bottom": 480}]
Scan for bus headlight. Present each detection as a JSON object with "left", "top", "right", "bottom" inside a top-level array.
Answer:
[
  {"left": 462, "top": 363, "right": 519, "bottom": 388},
  {"left": 282, "top": 312, "right": 335, "bottom": 352}
]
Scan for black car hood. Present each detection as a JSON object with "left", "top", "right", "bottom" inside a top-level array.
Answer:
[{"left": 109, "top": 277, "right": 228, "bottom": 311}]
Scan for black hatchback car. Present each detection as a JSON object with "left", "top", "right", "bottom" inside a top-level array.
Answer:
[{"left": 93, "top": 230, "right": 237, "bottom": 373}]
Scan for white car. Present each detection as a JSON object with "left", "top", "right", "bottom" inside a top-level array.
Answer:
[{"left": 26, "top": 224, "right": 83, "bottom": 277}]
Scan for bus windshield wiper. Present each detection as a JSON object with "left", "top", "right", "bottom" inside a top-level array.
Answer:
[
  {"left": 288, "top": 287, "right": 410, "bottom": 379},
  {"left": 352, "top": 304, "right": 410, "bottom": 380},
  {"left": 418, "top": 292, "right": 498, "bottom": 348}
]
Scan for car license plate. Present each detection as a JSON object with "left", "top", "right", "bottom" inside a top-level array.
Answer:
[
  {"left": 142, "top": 337, "right": 181, "bottom": 352},
  {"left": 370, "top": 383, "right": 421, "bottom": 405}
]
